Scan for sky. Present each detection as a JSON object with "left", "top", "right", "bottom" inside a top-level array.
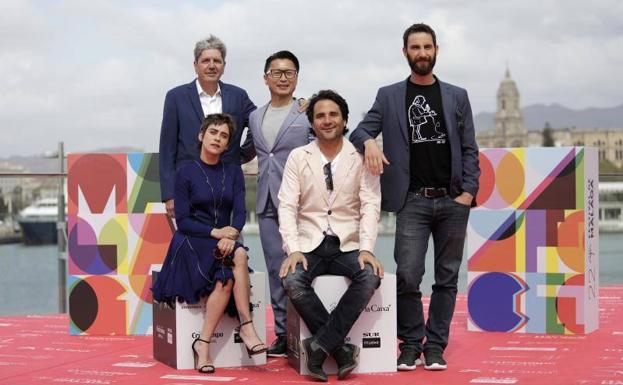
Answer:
[{"left": 1, "top": 0, "right": 622, "bottom": 157}]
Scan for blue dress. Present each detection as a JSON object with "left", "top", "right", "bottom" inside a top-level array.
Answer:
[{"left": 152, "top": 160, "right": 247, "bottom": 306}]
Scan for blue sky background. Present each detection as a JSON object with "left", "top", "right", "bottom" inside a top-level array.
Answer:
[{"left": 1, "top": 0, "right": 622, "bottom": 156}]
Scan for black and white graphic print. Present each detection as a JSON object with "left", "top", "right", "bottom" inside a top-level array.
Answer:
[{"left": 409, "top": 95, "right": 446, "bottom": 144}]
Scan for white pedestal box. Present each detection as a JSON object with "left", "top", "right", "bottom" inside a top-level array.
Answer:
[
  {"left": 152, "top": 271, "right": 266, "bottom": 369},
  {"left": 287, "top": 273, "right": 397, "bottom": 375}
]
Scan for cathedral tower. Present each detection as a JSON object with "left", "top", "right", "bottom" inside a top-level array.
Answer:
[{"left": 494, "top": 68, "right": 525, "bottom": 146}]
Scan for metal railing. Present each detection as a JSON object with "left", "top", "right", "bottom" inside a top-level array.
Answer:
[
  {"left": 0, "top": 142, "right": 67, "bottom": 313},
  {"left": 1, "top": 144, "right": 622, "bottom": 314}
]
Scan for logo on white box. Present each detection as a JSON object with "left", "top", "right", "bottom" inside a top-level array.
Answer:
[
  {"left": 363, "top": 304, "right": 391, "bottom": 312},
  {"left": 362, "top": 338, "right": 381, "bottom": 348},
  {"left": 362, "top": 331, "right": 381, "bottom": 348}
]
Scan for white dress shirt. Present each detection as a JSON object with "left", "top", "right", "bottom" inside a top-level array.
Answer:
[{"left": 196, "top": 79, "right": 222, "bottom": 116}]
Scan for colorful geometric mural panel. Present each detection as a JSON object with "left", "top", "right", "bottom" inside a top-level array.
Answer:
[
  {"left": 67, "top": 153, "right": 172, "bottom": 335},
  {"left": 128, "top": 153, "right": 162, "bottom": 214},
  {"left": 68, "top": 154, "right": 127, "bottom": 215},
  {"left": 468, "top": 272, "right": 527, "bottom": 332},
  {"left": 467, "top": 147, "right": 599, "bottom": 335}
]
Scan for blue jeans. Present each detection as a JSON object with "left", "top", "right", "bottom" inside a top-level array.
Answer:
[
  {"left": 395, "top": 192, "right": 470, "bottom": 353},
  {"left": 282, "top": 235, "right": 381, "bottom": 353}
]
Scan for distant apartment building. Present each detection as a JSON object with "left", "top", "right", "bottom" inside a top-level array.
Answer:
[
  {"left": 0, "top": 161, "right": 61, "bottom": 216},
  {"left": 476, "top": 70, "right": 623, "bottom": 168},
  {"left": 0, "top": 162, "right": 24, "bottom": 197},
  {"left": 0, "top": 162, "right": 28, "bottom": 215}
]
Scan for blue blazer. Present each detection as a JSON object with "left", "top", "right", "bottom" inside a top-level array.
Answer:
[
  {"left": 350, "top": 77, "right": 480, "bottom": 212},
  {"left": 159, "top": 79, "right": 256, "bottom": 201},
  {"left": 243, "top": 101, "right": 312, "bottom": 215}
]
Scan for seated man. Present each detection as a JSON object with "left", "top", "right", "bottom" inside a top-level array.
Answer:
[{"left": 278, "top": 90, "right": 384, "bottom": 382}]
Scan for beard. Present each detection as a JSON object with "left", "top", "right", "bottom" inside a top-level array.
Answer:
[{"left": 408, "top": 54, "right": 436, "bottom": 76}]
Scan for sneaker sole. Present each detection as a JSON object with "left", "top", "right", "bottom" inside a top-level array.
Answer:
[
  {"left": 267, "top": 352, "right": 287, "bottom": 358},
  {"left": 397, "top": 363, "right": 417, "bottom": 371},
  {"left": 424, "top": 363, "right": 447, "bottom": 371},
  {"left": 397, "top": 357, "right": 422, "bottom": 371}
]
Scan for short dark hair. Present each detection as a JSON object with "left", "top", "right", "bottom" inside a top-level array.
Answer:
[
  {"left": 403, "top": 23, "right": 437, "bottom": 48},
  {"left": 197, "top": 113, "right": 236, "bottom": 150},
  {"left": 263, "top": 50, "right": 300, "bottom": 73},
  {"left": 306, "top": 90, "right": 350, "bottom": 136}
]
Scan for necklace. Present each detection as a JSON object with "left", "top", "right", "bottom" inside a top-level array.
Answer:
[{"left": 193, "top": 160, "right": 226, "bottom": 227}]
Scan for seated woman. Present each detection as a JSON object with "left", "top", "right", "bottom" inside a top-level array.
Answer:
[{"left": 152, "top": 113, "right": 267, "bottom": 374}]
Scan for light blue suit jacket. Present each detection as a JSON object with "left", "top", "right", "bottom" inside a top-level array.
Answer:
[{"left": 243, "top": 101, "right": 311, "bottom": 215}]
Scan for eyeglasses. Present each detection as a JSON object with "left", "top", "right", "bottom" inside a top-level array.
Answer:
[
  {"left": 323, "top": 162, "right": 333, "bottom": 191},
  {"left": 265, "top": 69, "right": 297, "bottom": 79}
]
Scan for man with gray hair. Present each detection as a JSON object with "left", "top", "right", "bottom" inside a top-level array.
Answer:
[{"left": 159, "top": 35, "right": 256, "bottom": 218}]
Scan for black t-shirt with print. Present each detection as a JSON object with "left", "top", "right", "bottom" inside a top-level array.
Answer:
[{"left": 405, "top": 79, "right": 452, "bottom": 191}]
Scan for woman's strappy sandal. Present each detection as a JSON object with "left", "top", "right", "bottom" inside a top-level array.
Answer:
[
  {"left": 191, "top": 338, "right": 215, "bottom": 373},
  {"left": 235, "top": 320, "right": 268, "bottom": 358}
]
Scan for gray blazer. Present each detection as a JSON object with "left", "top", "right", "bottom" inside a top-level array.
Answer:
[
  {"left": 243, "top": 101, "right": 312, "bottom": 214},
  {"left": 350, "top": 77, "right": 480, "bottom": 212}
]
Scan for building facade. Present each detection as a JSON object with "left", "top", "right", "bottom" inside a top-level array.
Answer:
[
  {"left": 476, "top": 70, "right": 623, "bottom": 168},
  {"left": 477, "top": 69, "right": 527, "bottom": 148}
]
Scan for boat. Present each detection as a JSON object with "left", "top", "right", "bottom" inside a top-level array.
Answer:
[
  {"left": 599, "top": 182, "right": 623, "bottom": 233},
  {"left": 18, "top": 198, "right": 59, "bottom": 244}
]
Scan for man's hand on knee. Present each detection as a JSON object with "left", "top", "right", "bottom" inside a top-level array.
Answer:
[
  {"left": 279, "top": 251, "right": 308, "bottom": 278},
  {"left": 358, "top": 250, "right": 384, "bottom": 278}
]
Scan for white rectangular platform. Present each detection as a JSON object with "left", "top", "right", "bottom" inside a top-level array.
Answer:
[
  {"left": 152, "top": 271, "right": 266, "bottom": 369},
  {"left": 287, "top": 273, "right": 397, "bottom": 374}
]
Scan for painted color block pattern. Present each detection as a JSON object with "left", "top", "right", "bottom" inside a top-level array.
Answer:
[
  {"left": 467, "top": 147, "right": 599, "bottom": 334},
  {"left": 67, "top": 153, "right": 172, "bottom": 335}
]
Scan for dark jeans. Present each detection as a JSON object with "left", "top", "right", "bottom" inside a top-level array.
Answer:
[
  {"left": 282, "top": 235, "right": 381, "bottom": 353},
  {"left": 395, "top": 192, "right": 470, "bottom": 353}
]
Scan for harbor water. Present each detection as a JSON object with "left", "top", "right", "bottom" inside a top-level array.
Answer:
[{"left": 0, "top": 233, "right": 621, "bottom": 316}]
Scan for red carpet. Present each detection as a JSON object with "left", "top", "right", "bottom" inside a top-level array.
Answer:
[{"left": 1, "top": 286, "right": 622, "bottom": 385}]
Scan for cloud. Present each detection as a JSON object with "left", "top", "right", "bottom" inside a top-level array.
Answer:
[{"left": 0, "top": 0, "right": 621, "bottom": 157}]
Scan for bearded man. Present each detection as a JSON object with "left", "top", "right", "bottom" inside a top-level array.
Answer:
[{"left": 349, "top": 23, "right": 480, "bottom": 372}]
